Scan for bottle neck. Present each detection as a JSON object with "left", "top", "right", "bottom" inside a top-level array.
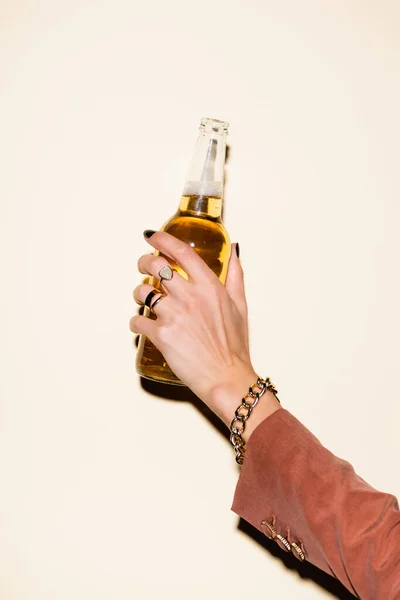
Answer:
[
  {"left": 178, "top": 193, "right": 223, "bottom": 220},
  {"left": 179, "top": 119, "right": 228, "bottom": 220}
]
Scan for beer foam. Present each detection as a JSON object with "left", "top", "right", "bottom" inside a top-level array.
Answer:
[{"left": 183, "top": 180, "right": 223, "bottom": 198}]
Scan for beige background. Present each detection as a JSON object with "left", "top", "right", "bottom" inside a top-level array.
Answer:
[{"left": 1, "top": 1, "right": 400, "bottom": 598}]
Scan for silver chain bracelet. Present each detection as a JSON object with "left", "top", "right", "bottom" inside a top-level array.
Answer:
[{"left": 230, "top": 377, "right": 279, "bottom": 465}]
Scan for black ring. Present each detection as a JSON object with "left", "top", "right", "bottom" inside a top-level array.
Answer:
[
  {"left": 144, "top": 289, "right": 158, "bottom": 308},
  {"left": 150, "top": 295, "right": 164, "bottom": 312}
]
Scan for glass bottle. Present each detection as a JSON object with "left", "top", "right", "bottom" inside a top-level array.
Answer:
[{"left": 136, "top": 117, "right": 231, "bottom": 385}]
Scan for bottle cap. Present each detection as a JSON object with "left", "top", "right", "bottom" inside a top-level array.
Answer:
[{"left": 200, "top": 118, "right": 229, "bottom": 133}]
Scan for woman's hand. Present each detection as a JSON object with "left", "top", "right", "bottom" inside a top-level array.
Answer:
[{"left": 130, "top": 231, "right": 280, "bottom": 431}]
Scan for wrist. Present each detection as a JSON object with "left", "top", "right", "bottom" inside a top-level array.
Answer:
[{"left": 211, "top": 368, "right": 281, "bottom": 434}]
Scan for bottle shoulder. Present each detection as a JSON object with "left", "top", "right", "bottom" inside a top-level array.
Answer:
[
  {"left": 159, "top": 214, "right": 230, "bottom": 260},
  {"left": 161, "top": 213, "right": 230, "bottom": 240}
]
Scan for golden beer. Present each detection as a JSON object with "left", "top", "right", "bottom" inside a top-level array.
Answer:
[{"left": 136, "top": 119, "right": 231, "bottom": 385}]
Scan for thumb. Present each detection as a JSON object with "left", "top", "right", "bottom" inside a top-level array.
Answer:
[{"left": 225, "top": 243, "right": 248, "bottom": 319}]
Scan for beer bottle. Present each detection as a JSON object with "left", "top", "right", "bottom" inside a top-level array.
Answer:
[{"left": 136, "top": 117, "right": 231, "bottom": 385}]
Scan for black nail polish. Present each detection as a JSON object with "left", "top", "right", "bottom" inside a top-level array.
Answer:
[
  {"left": 143, "top": 230, "right": 156, "bottom": 238},
  {"left": 236, "top": 242, "right": 240, "bottom": 258}
]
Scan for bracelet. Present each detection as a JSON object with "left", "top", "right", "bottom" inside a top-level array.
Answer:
[{"left": 230, "top": 376, "right": 279, "bottom": 465}]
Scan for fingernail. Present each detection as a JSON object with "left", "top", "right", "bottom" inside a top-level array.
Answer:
[
  {"left": 235, "top": 242, "right": 240, "bottom": 258},
  {"left": 143, "top": 230, "right": 156, "bottom": 238}
]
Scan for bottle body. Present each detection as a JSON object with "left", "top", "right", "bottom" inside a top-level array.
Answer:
[
  {"left": 136, "top": 118, "right": 230, "bottom": 385},
  {"left": 135, "top": 199, "right": 231, "bottom": 385}
]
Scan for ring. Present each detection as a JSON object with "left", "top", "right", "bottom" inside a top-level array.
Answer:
[
  {"left": 150, "top": 294, "right": 164, "bottom": 312},
  {"left": 158, "top": 265, "right": 174, "bottom": 286},
  {"left": 144, "top": 289, "right": 165, "bottom": 313},
  {"left": 144, "top": 289, "right": 159, "bottom": 308}
]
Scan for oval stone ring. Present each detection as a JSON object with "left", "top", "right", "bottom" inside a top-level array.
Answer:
[{"left": 158, "top": 265, "right": 175, "bottom": 286}]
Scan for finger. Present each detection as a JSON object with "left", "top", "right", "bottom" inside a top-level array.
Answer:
[
  {"left": 129, "top": 315, "right": 158, "bottom": 339},
  {"left": 225, "top": 243, "right": 248, "bottom": 320},
  {"left": 143, "top": 230, "right": 217, "bottom": 284},
  {"left": 133, "top": 283, "right": 161, "bottom": 305},
  {"left": 137, "top": 253, "right": 187, "bottom": 292},
  {"left": 133, "top": 283, "right": 174, "bottom": 318}
]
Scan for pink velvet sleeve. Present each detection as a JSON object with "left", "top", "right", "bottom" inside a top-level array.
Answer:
[{"left": 231, "top": 409, "right": 400, "bottom": 599}]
